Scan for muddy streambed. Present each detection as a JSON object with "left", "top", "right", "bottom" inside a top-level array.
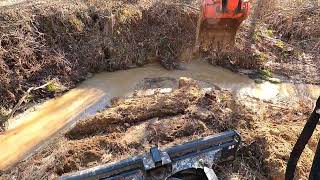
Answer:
[
  {"left": 7, "top": 60, "right": 320, "bottom": 130},
  {"left": 1, "top": 60, "right": 320, "bottom": 172}
]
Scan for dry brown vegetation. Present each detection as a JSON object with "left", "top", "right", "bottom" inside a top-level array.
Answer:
[
  {"left": 210, "top": 0, "right": 320, "bottom": 84},
  {"left": 0, "top": 0, "right": 198, "bottom": 110},
  {"left": 1, "top": 78, "right": 318, "bottom": 179},
  {"left": 1, "top": 0, "right": 319, "bottom": 111},
  {"left": 257, "top": 0, "right": 320, "bottom": 84},
  {"left": 0, "top": 0, "right": 320, "bottom": 178}
]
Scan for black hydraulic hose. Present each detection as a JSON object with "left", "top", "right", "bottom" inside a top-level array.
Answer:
[
  {"left": 309, "top": 136, "right": 320, "bottom": 180},
  {"left": 236, "top": 0, "right": 242, "bottom": 13},
  {"left": 285, "top": 96, "right": 320, "bottom": 180},
  {"left": 222, "top": 0, "right": 228, "bottom": 12}
]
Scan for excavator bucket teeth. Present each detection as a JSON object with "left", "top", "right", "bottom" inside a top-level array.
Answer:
[{"left": 196, "top": 21, "right": 240, "bottom": 51}]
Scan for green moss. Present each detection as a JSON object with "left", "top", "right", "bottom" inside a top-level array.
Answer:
[
  {"left": 256, "top": 68, "right": 282, "bottom": 84},
  {"left": 219, "top": 94, "right": 229, "bottom": 102},
  {"left": 254, "top": 79, "right": 264, "bottom": 84},
  {"left": 275, "top": 40, "right": 285, "bottom": 49},
  {"left": 256, "top": 68, "right": 281, "bottom": 84},
  {"left": 253, "top": 29, "right": 273, "bottom": 41},
  {"left": 46, "top": 80, "right": 65, "bottom": 93},
  {"left": 26, "top": 94, "right": 34, "bottom": 101},
  {"left": 253, "top": 30, "right": 262, "bottom": 41},
  {"left": 46, "top": 82, "right": 59, "bottom": 93},
  {"left": 259, "top": 68, "right": 273, "bottom": 79},
  {"left": 268, "top": 77, "right": 281, "bottom": 84},
  {"left": 293, "top": 49, "right": 302, "bottom": 57},
  {"left": 259, "top": 52, "right": 269, "bottom": 61},
  {"left": 69, "top": 17, "right": 84, "bottom": 32},
  {"left": 253, "top": 33, "right": 259, "bottom": 41},
  {"left": 265, "top": 29, "right": 274, "bottom": 37}
]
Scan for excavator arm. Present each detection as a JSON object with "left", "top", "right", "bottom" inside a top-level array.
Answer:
[{"left": 196, "top": 0, "right": 250, "bottom": 52}]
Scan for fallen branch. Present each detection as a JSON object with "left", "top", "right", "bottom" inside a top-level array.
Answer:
[{"left": 7, "top": 82, "right": 52, "bottom": 121}]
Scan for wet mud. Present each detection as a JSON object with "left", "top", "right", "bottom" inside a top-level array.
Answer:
[{"left": 2, "top": 77, "right": 319, "bottom": 179}]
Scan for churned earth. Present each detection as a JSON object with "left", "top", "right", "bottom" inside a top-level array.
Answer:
[
  {"left": 1, "top": 78, "right": 319, "bottom": 179},
  {"left": 0, "top": 0, "right": 319, "bottom": 179},
  {"left": 0, "top": 0, "right": 319, "bottom": 113}
]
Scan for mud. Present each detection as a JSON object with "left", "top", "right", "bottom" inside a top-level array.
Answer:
[
  {"left": 66, "top": 78, "right": 200, "bottom": 140},
  {"left": 1, "top": 0, "right": 319, "bottom": 112},
  {"left": 2, "top": 60, "right": 319, "bottom": 173},
  {"left": 0, "top": 0, "right": 198, "bottom": 109},
  {"left": 0, "top": 0, "right": 320, "bottom": 179},
  {"left": 1, "top": 78, "right": 319, "bottom": 179}
]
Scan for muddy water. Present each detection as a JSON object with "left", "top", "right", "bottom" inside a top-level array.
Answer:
[{"left": 1, "top": 60, "right": 320, "bottom": 170}]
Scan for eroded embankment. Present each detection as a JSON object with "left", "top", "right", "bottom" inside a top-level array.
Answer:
[
  {"left": 2, "top": 78, "right": 319, "bottom": 179},
  {"left": 0, "top": 0, "right": 198, "bottom": 110},
  {"left": 1, "top": 0, "right": 320, "bottom": 116}
]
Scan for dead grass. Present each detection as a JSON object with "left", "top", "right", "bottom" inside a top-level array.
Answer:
[
  {"left": 263, "top": 0, "right": 320, "bottom": 42},
  {"left": 1, "top": 0, "right": 319, "bottom": 112},
  {"left": 0, "top": 0, "right": 198, "bottom": 109},
  {"left": 1, "top": 78, "right": 318, "bottom": 179}
]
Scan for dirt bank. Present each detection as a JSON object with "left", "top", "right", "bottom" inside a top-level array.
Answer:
[
  {"left": 209, "top": 0, "right": 320, "bottom": 85},
  {"left": 0, "top": 0, "right": 197, "bottom": 111},
  {"left": 254, "top": 0, "right": 320, "bottom": 85},
  {"left": 1, "top": 78, "right": 318, "bottom": 179},
  {"left": 1, "top": 0, "right": 319, "bottom": 114}
]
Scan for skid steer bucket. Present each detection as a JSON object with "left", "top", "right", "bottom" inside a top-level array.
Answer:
[
  {"left": 60, "top": 130, "right": 241, "bottom": 179},
  {"left": 196, "top": 0, "right": 250, "bottom": 52}
]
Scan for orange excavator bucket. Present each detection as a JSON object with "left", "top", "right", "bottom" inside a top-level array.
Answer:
[{"left": 196, "top": 0, "right": 250, "bottom": 52}]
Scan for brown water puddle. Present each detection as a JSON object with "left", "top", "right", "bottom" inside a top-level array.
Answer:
[{"left": 0, "top": 60, "right": 319, "bottom": 170}]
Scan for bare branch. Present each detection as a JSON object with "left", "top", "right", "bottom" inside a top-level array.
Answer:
[{"left": 7, "top": 81, "right": 52, "bottom": 121}]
